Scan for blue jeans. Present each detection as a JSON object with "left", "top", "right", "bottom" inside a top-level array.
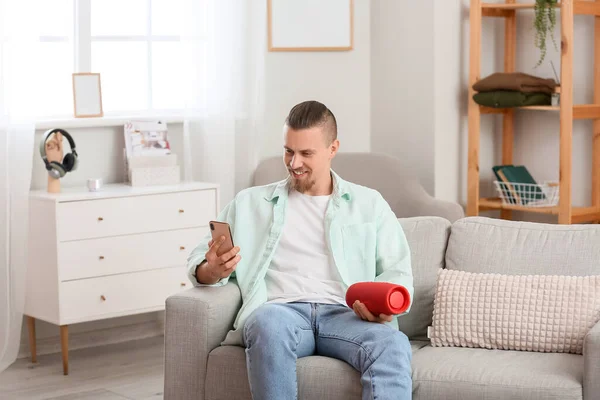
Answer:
[{"left": 243, "top": 302, "right": 412, "bottom": 400}]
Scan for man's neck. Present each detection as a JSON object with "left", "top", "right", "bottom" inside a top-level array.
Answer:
[{"left": 303, "top": 173, "right": 333, "bottom": 196}]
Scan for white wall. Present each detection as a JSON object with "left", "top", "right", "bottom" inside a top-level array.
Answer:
[
  {"left": 433, "top": 1, "right": 463, "bottom": 203},
  {"left": 370, "top": 1, "right": 498, "bottom": 202},
  {"left": 260, "top": 0, "right": 371, "bottom": 160},
  {"left": 370, "top": 0, "right": 435, "bottom": 195}
]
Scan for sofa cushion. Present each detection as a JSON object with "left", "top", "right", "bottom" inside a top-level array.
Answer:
[
  {"left": 412, "top": 345, "right": 583, "bottom": 400},
  {"left": 397, "top": 217, "right": 450, "bottom": 340},
  {"left": 205, "top": 342, "right": 428, "bottom": 400},
  {"left": 430, "top": 269, "right": 600, "bottom": 354},
  {"left": 446, "top": 217, "right": 600, "bottom": 276}
]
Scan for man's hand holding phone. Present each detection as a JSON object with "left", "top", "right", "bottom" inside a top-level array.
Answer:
[{"left": 195, "top": 236, "right": 241, "bottom": 284}]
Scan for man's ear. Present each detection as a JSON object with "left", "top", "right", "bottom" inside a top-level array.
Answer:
[
  {"left": 329, "top": 139, "right": 340, "bottom": 160},
  {"left": 329, "top": 139, "right": 340, "bottom": 159}
]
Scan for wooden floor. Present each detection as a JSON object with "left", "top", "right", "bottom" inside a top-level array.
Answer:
[{"left": 0, "top": 336, "right": 165, "bottom": 400}]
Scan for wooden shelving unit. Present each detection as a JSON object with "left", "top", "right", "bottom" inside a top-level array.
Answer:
[{"left": 468, "top": 0, "right": 600, "bottom": 224}]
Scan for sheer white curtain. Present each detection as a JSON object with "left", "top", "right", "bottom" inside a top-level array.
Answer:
[
  {"left": 0, "top": 0, "right": 36, "bottom": 373},
  {"left": 0, "top": 0, "right": 265, "bottom": 372},
  {"left": 180, "top": 0, "right": 266, "bottom": 206}
]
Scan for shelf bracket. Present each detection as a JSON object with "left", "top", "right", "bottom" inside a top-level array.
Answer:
[
  {"left": 482, "top": 9, "right": 513, "bottom": 17},
  {"left": 574, "top": 1, "right": 600, "bottom": 16}
]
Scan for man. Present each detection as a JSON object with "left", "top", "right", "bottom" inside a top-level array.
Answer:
[{"left": 187, "top": 100, "right": 414, "bottom": 400}]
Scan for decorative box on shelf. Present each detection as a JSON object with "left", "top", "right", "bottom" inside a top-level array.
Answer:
[
  {"left": 129, "top": 165, "right": 181, "bottom": 187},
  {"left": 125, "top": 152, "right": 181, "bottom": 187}
]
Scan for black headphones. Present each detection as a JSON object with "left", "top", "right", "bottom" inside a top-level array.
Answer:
[{"left": 39, "top": 128, "right": 78, "bottom": 179}]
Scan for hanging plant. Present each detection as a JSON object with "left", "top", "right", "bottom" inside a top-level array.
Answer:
[{"left": 534, "top": 0, "right": 559, "bottom": 68}]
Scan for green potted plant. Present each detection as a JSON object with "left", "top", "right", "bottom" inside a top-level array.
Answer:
[{"left": 534, "top": 0, "right": 559, "bottom": 67}]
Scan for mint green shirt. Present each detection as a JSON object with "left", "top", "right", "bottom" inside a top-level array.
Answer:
[{"left": 186, "top": 170, "right": 414, "bottom": 346}]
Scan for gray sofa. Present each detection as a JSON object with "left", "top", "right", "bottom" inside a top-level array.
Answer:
[
  {"left": 252, "top": 152, "right": 465, "bottom": 223},
  {"left": 164, "top": 216, "right": 600, "bottom": 400}
]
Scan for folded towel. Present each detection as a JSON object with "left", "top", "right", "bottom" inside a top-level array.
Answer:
[
  {"left": 473, "top": 72, "right": 557, "bottom": 95},
  {"left": 473, "top": 91, "right": 551, "bottom": 108}
]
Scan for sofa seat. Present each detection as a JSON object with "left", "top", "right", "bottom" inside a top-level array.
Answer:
[
  {"left": 204, "top": 341, "right": 430, "bottom": 400},
  {"left": 204, "top": 340, "right": 583, "bottom": 400},
  {"left": 412, "top": 345, "right": 584, "bottom": 400}
]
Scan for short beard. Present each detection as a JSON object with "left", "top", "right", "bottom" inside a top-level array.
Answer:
[{"left": 289, "top": 172, "right": 315, "bottom": 193}]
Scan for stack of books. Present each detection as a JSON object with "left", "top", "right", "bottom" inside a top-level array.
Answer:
[{"left": 492, "top": 165, "right": 558, "bottom": 207}]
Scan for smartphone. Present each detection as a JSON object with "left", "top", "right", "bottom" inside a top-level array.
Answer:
[{"left": 209, "top": 221, "right": 234, "bottom": 257}]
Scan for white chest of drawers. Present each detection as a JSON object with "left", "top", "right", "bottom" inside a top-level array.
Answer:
[{"left": 24, "top": 182, "right": 218, "bottom": 374}]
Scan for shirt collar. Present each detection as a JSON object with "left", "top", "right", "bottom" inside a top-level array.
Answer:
[{"left": 263, "top": 169, "right": 351, "bottom": 203}]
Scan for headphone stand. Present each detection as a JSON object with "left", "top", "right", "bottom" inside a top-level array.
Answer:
[
  {"left": 45, "top": 131, "right": 64, "bottom": 193},
  {"left": 48, "top": 175, "right": 60, "bottom": 193}
]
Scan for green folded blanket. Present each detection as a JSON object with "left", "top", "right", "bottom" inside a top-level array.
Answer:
[{"left": 473, "top": 91, "right": 551, "bottom": 108}]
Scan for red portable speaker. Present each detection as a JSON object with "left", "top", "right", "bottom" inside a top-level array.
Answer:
[{"left": 346, "top": 282, "right": 411, "bottom": 315}]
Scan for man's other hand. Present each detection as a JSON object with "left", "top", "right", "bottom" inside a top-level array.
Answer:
[{"left": 352, "top": 300, "right": 393, "bottom": 323}]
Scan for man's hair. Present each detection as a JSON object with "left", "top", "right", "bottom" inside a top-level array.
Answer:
[{"left": 284, "top": 100, "right": 337, "bottom": 145}]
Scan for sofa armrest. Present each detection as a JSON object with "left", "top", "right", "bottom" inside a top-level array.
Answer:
[
  {"left": 413, "top": 197, "right": 465, "bottom": 224},
  {"left": 164, "top": 280, "right": 242, "bottom": 400},
  {"left": 584, "top": 320, "right": 600, "bottom": 400},
  {"left": 393, "top": 178, "right": 465, "bottom": 223}
]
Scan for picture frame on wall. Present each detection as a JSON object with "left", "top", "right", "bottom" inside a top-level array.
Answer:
[
  {"left": 267, "top": 0, "right": 353, "bottom": 52},
  {"left": 72, "top": 72, "right": 104, "bottom": 118}
]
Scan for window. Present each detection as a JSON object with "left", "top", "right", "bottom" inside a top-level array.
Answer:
[
  {"left": 3, "top": 0, "right": 75, "bottom": 118},
  {"left": 88, "top": 0, "right": 185, "bottom": 114},
  {"left": 20, "top": 0, "right": 189, "bottom": 118}
]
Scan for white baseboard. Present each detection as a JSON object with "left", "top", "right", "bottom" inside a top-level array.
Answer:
[{"left": 18, "top": 317, "right": 164, "bottom": 360}]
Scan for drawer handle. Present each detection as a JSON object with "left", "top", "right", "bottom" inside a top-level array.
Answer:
[
  {"left": 100, "top": 295, "right": 106, "bottom": 301},
  {"left": 178, "top": 209, "right": 184, "bottom": 213},
  {"left": 98, "top": 217, "right": 104, "bottom": 221},
  {"left": 99, "top": 256, "right": 105, "bottom": 260},
  {"left": 180, "top": 282, "right": 187, "bottom": 287},
  {"left": 179, "top": 246, "right": 185, "bottom": 250}
]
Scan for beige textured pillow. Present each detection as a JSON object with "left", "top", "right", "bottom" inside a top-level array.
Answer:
[{"left": 430, "top": 269, "right": 600, "bottom": 354}]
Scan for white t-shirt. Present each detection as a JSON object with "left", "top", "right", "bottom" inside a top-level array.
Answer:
[{"left": 265, "top": 189, "right": 347, "bottom": 305}]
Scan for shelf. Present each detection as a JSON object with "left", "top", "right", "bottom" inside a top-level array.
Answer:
[
  {"left": 469, "top": 0, "right": 600, "bottom": 225},
  {"left": 481, "top": 1, "right": 600, "bottom": 17},
  {"left": 479, "top": 197, "right": 557, "bottom": 214},
  {"left": 480, "top": 105, "right": 558, "bottom": 114},
  {"left": 479, "top": 106, "right": 507, "bottom": 114},
  {"left": 479, "top": 198, "right": 600, "bottom": 222},
  {"left": 35, "top": 113, "right": 187, "bottom": 130},
  {"left": 520, "top": 106, "right": 560, "bottom": 111},
  {"left": 573, "top": 104, "right": 600, "bottom": 119},
  {"left": 479, "top": 104, "right": 600, "bottom": 119},
  {"left": 482, "top": 3, "right": 554, "bottom": 10}
]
